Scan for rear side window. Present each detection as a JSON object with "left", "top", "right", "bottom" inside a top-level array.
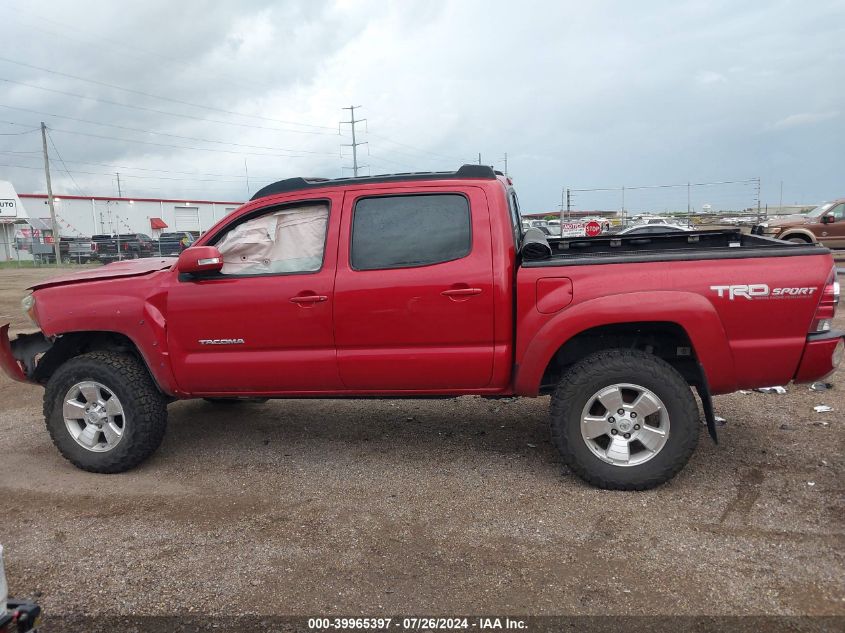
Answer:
[{"left": 351, "top": 194, "right": 471, "bottom": 270}]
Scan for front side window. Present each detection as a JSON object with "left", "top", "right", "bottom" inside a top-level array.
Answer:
[
  {"left": 351, "top": 194, "right": 471, "bottom": 270},
  {"left": 215, "top": 202, "right": 328, "bottom": 275}
]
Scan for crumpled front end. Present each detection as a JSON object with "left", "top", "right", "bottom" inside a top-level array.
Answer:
[{"left": 0, "top": 324, "right": 52, "bottom": 384}]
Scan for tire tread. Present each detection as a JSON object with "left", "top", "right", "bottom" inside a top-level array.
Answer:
[
  {"left": 550, "top": 349, "right": 699, "bottom": 490},
  {"left": 44, "top": 351, "right": 167, "bottom": 473}
]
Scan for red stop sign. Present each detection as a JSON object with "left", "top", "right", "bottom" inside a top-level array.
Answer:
[{"left": 585, "top": 220, "right": 602, "bottom": 237}]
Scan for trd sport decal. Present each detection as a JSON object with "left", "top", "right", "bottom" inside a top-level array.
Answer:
[{"left": 710, "top": 284, "right": 817, "bottom": 300}]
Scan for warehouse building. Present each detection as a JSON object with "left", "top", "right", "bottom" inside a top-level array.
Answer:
[{"left": 17, "top": 193, "right": 244, "bottom": 238}]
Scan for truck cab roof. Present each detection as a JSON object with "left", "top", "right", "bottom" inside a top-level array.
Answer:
[{"left": 250, "top": 164, "right": 505, "bottom": 201}]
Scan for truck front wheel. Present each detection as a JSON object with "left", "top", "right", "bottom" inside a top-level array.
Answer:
[
  {"left": 550, "top": 349, "right": 699, "bottom": 490},
  {"left": 44, "top": 351, "right": 168, "bottom": 473}
]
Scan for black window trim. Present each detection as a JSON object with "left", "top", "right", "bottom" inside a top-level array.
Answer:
[
  {"left": 181, "top": 197, "right": 332, "bottom": 281},
  {"left": 349, "top": 192, "right": 473, "bottom": 272}
]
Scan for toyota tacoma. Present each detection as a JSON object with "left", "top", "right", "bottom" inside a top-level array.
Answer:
[{"left": 1, "top": 165, "right": 842, "bottom": 489}]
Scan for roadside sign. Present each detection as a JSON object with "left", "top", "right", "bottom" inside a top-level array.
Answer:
[
  {"left": 585, "top": 220, "right": 602, "bottom": 237},
  {"left": 0, "top": 199, "right": 15, "bottom": 218},
  {"left": 560, "top": 221, "right": 587, "bottom": 237}
]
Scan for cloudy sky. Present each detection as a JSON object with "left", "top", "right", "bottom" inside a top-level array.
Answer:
[{"left": 0, "top": 0, "right": 842, "bottom": 213}]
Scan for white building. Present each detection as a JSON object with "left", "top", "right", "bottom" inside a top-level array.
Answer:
[{"left": 17, "top": 193, "right": 245, "bottom": 239}]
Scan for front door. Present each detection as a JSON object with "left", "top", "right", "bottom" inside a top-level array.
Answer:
[
  {"left": 334, "top": 187, "right": 496, "bottom": 391},
  {"left": 167, "top": 194, "right": 342, "bottom": 394},
  {"left": 817, "top": 202, "right": 845, "bottom": 248}
]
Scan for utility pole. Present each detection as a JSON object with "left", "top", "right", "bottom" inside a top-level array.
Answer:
[
  {"left": 566, "top": 188, "right": 572, "bottom": 220},
  {"left": 341, "top": 105, "right": 367, "bottom": 177},
  {"left": 621, "top": 186, "right": 626, "bottom": 226},
  {"left": 503, "top": 152, "right": 508, "bottom": 176},
  {"left": 116, "top": 172, "right": 122, "bottom": 198},
  {"left": 40, "top": 122, "right": 61, "bottom": 266},
  {"left": 478, "top": 152, "right": 482, "bottom": 165},
  {"left": 244, "top": 158, "right": 250, "bottom": 198}
]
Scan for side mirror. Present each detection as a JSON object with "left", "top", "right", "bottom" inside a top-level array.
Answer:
[
  {"left": 822, "top": 214, "right": 835, "bottom": 224},
  {"left": 176, "top": 245, "right": 223, "bottom": 275}
]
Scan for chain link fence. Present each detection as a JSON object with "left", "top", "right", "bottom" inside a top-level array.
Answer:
[
  {"left": 562, "top": 178, "right": 763, "bottom": 228},
  {"left": 0, "top": 239, "right": 97, "bottom": 268}
]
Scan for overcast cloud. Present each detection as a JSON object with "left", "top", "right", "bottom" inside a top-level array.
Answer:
[{"left": 0, "top": 0, "right": 842, "bottom": 213}]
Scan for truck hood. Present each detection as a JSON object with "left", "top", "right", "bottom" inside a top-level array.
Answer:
[
  {"left": 766, "top": 214, "right": 811, "bottom": 227},
  {"left": 29, "top": 258, "right": 177, "bottom": 291}
]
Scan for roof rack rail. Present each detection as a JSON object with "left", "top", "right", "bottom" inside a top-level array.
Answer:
[{"left": 250, "top": 164, "right": 498, "bottom": 201}]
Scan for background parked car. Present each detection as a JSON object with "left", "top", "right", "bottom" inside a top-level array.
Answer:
[
  {"left": 90, "top": 233, "right": 155, "bottom": 262},
  {"left": 618, "top": 224, "right": 691, "bottom": 235},
  {"left": 59, "top": 236, "right": 93, "bottom": 264},
  {"left": 155, "top": 231, "right": 197, "bottom": 257}
]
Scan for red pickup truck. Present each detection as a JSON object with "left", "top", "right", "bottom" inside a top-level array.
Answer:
[{"left": 2, "top": 165, "right": 842, "bottom": 489}]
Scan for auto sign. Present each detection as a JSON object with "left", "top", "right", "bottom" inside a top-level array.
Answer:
[{"left": 0, "top": 199, "right": 15, "bottom": 218}]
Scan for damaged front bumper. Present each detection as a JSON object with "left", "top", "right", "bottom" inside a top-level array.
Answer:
[{"left": 0, "top": 324, "right": 52, "bottom": 384}]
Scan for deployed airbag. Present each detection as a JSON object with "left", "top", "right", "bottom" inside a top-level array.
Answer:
[{"left": 216, "top": 204, "right": 328, "bottom": 275}]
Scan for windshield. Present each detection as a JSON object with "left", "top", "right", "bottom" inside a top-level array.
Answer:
[{"left": 805, "top": 202, "right": 834, "bottom": 218}]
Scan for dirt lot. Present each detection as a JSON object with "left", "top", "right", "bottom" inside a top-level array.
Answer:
[{"left": 0, "top": 267, "right": 843, "bottom": 624}]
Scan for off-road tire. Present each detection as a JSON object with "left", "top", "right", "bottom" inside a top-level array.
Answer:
[
  {"left": 550, "top": 349, "right": 700, "bottom": 490},
  {"left": 44, "top": 351, "right": 168, "bottom": 473},
  {"left": 786, "top": 236, "right": 811, "bottom": 244}
]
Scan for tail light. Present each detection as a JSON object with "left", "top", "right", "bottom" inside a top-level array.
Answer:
[
  {"left": 123, "top": 243, "right": 129, "bottom": 251},
  {"left": 811, "top": 267, "right": 840, "bottom": 333},
  {"left": 90, "top": 243, "right": 98, "bottom": 252}
]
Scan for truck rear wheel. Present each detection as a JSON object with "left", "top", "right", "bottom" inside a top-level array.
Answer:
[
  {"left": 550, "top": 349, "right": 699, "bottom": 490},
  {"left": 44, "top": 352, "right": 168, "bottom": 473}
]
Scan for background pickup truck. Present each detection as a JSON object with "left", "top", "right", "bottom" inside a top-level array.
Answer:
[
  {"left": 90, "top": 233, "right": 155, "bottom": 262},
  {"left": 752, "top": 198, "right": 845, "bottom": 247},
  {"left": 1, "top": 165, "right": 842, "bottom": 489}
]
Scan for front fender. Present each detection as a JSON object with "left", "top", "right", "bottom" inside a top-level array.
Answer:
[
  {"left": 513, "top": 291, "right": 737, "bottom": 396},
  {"left": 31, "top": 285, "right": 182, "bottom": 397},
  {"left": 778, "top": 228, "right": 817, "bottom": 243}
]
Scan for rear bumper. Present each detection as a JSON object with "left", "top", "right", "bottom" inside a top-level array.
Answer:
[{"left": 793, "top": 330, "right": 845, "bottom": 383}]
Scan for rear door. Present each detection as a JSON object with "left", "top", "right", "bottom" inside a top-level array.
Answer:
[{"left": 334, "top": 187, "right": 496, "bottom": 390}]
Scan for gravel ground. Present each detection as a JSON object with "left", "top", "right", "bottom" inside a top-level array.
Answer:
[{"left": 0, "top": 267, "right": 843, "bottom": 624}]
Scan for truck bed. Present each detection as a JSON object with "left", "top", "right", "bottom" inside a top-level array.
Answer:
[{"left": 522, "top": 228, "right": 826, "bottom": 267}]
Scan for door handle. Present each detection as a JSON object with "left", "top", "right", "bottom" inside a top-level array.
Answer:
[
  {"left": 441, "top": 287, "right": 482, "bottom": 297},
  {"left": 290, "top": 295, "right": 328, "bottom": 304}
]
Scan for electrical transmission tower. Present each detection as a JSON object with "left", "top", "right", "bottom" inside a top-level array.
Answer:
[{"left": 340, "top": 105, "right": 367, "bottom": 177}]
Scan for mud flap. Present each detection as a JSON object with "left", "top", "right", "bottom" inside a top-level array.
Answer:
[{"left": 695, "top": 365, "right": 718, "bottom": 444}]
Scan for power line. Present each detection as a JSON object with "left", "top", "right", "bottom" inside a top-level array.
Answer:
[
  {"left": 0, "top": 55, "right": 337, "bottom": 131},
  {"left": 0, "top": 151, "right": 291, "bottom": 181},
  {"left": 366, "top": 131, "right": 466, "bottom": 163},
  {"left": 0, "top": 124, "right": 39, "bottom": 135},
  {"left": 0, "top": 105, "right": 339, "bottom": 155},
  {"left": 0, "top": 77, "right": 337, "bottom": 136},
  {"left": 2, "top": 3, "right": 289, "bottom": 98},
  {"left": 0, "top": 118, "right": 339, "bottom": 158},
  {"left": 45, "top": 128, "right": 86, "bottom": 196},
  {"left": 0, "top": 104, "right": 340, "bottom": 153}
]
